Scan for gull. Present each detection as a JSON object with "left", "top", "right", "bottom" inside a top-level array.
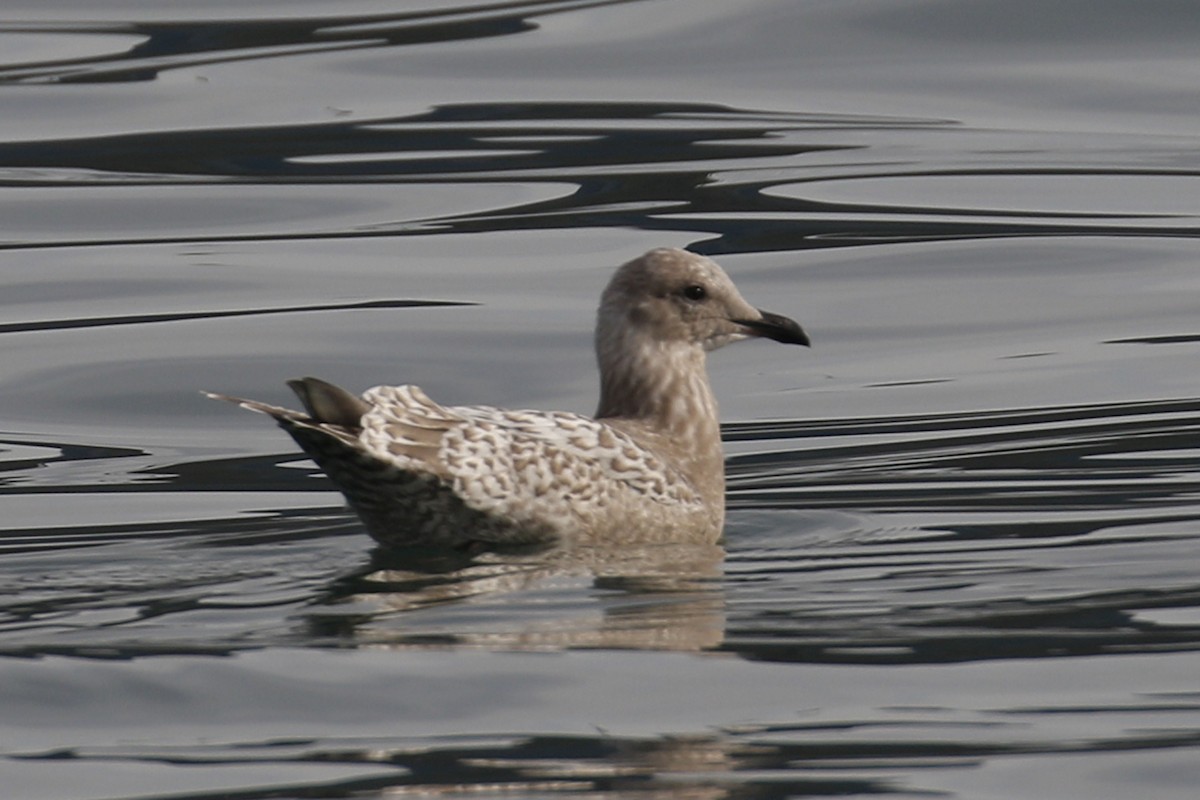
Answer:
[{"left": 207, "top": 248, "right": 808, "bottom": 547}]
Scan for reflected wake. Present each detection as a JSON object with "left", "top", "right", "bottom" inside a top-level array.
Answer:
[
  {"left": 728, "top": 396, "right": 1200, "bottom": 517},
  {"left": 722, "top": 397, "right": 1200, "bottom": 664}
]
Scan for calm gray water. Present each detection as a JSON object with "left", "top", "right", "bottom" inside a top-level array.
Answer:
[{"left": 2, "top": 2, "right": 1199, "bottom": 798}]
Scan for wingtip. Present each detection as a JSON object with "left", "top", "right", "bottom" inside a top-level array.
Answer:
[
  {"left": 202, "top": 390, "right": 240, "bottom": 404},
  {"left": 286, "top": 376, "right": 370, "bottom": 428}
]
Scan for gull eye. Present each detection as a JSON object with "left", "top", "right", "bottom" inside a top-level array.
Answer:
[{"left": 682, "top": 284, "right": 707, "bottom": 301}]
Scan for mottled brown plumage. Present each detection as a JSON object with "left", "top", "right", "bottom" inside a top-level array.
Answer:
[{"left": 207, "top": 248, "right": 808, "bottom": 547}]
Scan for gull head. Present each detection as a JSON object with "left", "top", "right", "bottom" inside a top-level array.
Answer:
[{"left": 597, "top": 247, "right": 809, "bottom": 354}]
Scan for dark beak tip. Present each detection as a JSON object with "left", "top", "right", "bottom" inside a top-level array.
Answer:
[
  {"left": 746, "top": 309, "right": 810, "bottom": 347},
  {"left": 787, "top": 329, "right": 812, "bottom": 348}
]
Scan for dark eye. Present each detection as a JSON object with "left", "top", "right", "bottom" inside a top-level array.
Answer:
[{"left": 682, "top": 284, "right": 707, "bottom": 301}]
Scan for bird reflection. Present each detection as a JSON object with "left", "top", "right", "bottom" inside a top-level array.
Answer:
[{"left": 306, "top": 539, "right": 726, "bottom": 652}]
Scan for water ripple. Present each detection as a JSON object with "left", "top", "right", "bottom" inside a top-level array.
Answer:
[
  {"left": 0, "top": 396, "right": 1196, "bottom": 664},
  {"left": 727, "top": 397, "right": 1200, "bottom": 516},
  {"left": 0, "top": 1, "right": 644, "bottom": 85}
]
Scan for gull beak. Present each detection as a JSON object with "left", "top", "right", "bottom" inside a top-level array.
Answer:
[{"left": 734, "top": 309, "right": 811, "bottom": 346}]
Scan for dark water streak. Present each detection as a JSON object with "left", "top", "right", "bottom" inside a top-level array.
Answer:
[
  {"left": 0, "top": 1, "right": 640, "bottom": 85},
  {"left": 4, "top": 101, "right": 1200, "bottom": 258},
  {"left": 0, "top": 298, "right": 472, "bottom": 335}
]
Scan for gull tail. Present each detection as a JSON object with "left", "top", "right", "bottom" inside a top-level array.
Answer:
[
  {"left": 202, "top": 390, "right": 307, "bottom": 423},
  {"left": 204, "top": 376, "right": 369, "bottom": 429}
]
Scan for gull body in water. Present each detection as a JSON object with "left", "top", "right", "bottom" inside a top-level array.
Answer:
[{"left": 207, "top": 248, "right": 809, "bottom": 547}]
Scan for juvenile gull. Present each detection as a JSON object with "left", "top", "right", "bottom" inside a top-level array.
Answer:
[{"left": 207, "top": 248, "right": 808, "bottom": 547}]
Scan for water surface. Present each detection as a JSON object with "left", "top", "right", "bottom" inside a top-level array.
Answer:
[{"left": 1, "top": 2, "right": 1199, "bottom": 798}]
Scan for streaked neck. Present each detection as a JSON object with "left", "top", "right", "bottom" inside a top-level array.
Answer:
[{"left": 595, "top": 333, "right": 719, "bottom": 441}]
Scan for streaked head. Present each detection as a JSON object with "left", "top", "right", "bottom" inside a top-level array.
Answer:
[{"left": 597, "top": 247, "right": 809, "bottom": 353}]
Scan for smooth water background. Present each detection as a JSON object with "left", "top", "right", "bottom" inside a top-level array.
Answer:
[{"left": 2, "top": 2, "right": 1199, "bottom": 798}]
